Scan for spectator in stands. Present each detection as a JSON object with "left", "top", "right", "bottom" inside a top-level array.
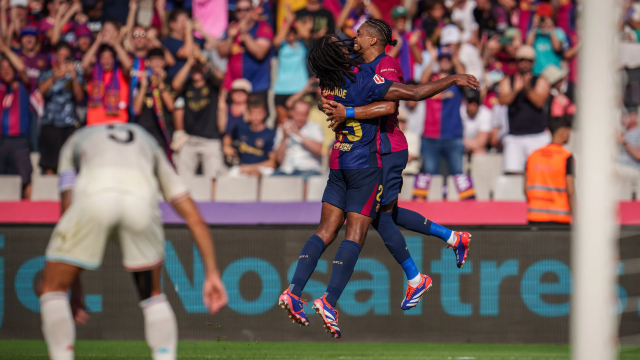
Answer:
[
  {"left": 336, "top": 0, "right": 382, "bottom": 38},
  {"left": 420, "top": 45, "right": 466, "bottom": 176},
  {"left": 388, "top": 6, "right": 423, "bottom": 83},
  {"left": 499, "top": 45, "right": 551, "bottom": 174},
  {"left": 295, "top": 0, "right": 336, "bottom": 39},
  {"left": 619, "top": 110, "right": 640, "bottom": 175},
  {"left": 273, "top": 9, "right": 310, "bottom": 125},
  {"left": 440, "top": 24, "right": 484, "bottom": 85},
  {"left": 525, "top": 4, "right": 568, "bottom": 76},
  {"left": 450, "top": 0, "right": 479, "bottom": 44},
  {"left": 398, "top": 107, "right": 421, "bottom": 175},
  {"left": 2, "top": 0, "right": 31, "bottom": 48},
  {"left": 0, "top": 39, "right": 33, "bottom": 198},
  {"left": 421, "top": 0, "right": 450, "bottom": 47},
  {"left": 162, "top": 9, "right": 205, "bottom": 78},
  {"left": 39, "top": 0, "right": 81, "bottom": 49},
  {"left": 273, "top": 99, "right": 323, "bottom": 181},
  {"left": 73, "top": 25, "right": 93, "bottom": 61},
  {"left": 221, "top": 78, "right": 250, "bottom": 136},
  {"left": 224, "top": 98, "right": 276, "bottom": 177},
  {"left": 218, "top": 0, "right": 274, "bottom": 97},
  {"left": 38, "top": 42, "right": 83, "bottom": 174},
  {"left": 525, "top": 116, "right": 574, "bottom": 225},
  {"left": 484, "top": 27, "right": 521, "bottom": 77},
  {"left": 473, "top": 0, "right": 507, "bottom": 42},
  {"left": 172, "top": 52, "right": 224, "bottom": 194},
  {"left": 132, "top": 47, "right": 175, "bottom": 153},
  {"left": 286, "top": 78, "right": 335, "bottom": 151},
  {"left": 461, "top": 88, "right": 492, "bottom": 154},
  {"left": 17, "top": 25, "right": 49, "bottom": 93}
]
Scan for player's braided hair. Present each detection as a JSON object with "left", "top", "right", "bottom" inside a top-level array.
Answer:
[
  {"left": 364, "top": 19, "right": 398, "bottom": 47},
  {"left": 307, "top": 36, "right": 362, "bottom": 90}
]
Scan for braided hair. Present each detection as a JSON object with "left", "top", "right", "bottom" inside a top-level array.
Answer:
[
  {"left": 307, "top": 36, "right": 363, "bottom": 90},
  {"left": 363, "top": 19, "right": 398, "bottom": 47}
]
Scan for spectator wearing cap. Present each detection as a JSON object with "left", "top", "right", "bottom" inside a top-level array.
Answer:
[
  {"left": 461, "top": 88, "right": 492, "bottom": 154},
  {"left": 273, "top": 99, "right": 323, "bottom": 181},
  {"left": 218, "top": 0, "right": 274, "bottom": 97},
  {"left": 132, "top": 47, "right": 175, "bottom": 154},
  {"left": 525, "top": 3, "right": 569, "bottom": 76},
  {"left": 543, "top": 64, "right": 573, "bottom": 118},
  {"left": 440, "top": 24, "right": 484, "bottom": 85},
  {"left": 221, "top": 78, "right": 250, "bottom": 137},
  {"left": 336, "top": 0, "right": 382, "bottom": 39},
  {"left": 397, "top": 107, "right": 422, "bottom": 175},
  {"left": 74, "top": 25, "right": 93, "bottom": 61},
  {"left": 162, "top": 9, "right": 205, "bottom": 78},
  {"left": 387, "top": 6, "right": 423, "bottom": 83},
  {"left": 484, "top": 27, "right": 522, "bottom": 77},
  {"left": 17, "top": 25, "right": 49, "bottom": 93},
  {"left": 37, "top": 41, "right": 83, "bottom": 174},
  {"left": 295, "top": 0, "right": 336, "bottom": 40},
  {"left": 419, "top": 44, "right": 466, "bottom": 176},
  {"left": 0, "top": 38, "right": 33, "bottom": 198},
  {"left": 224, "top": 98, "right": 276, "bottom": 178},
  {"left": 82, "top": 29, "right": 133, "bottom": 125},
  {"left": 272, "top": 8, "right": 310, "bottom": 126},
  {"left": 172, "top": 51, "right": 224, "bottom": 194},
  {"left": 498, "top": 44, "right": 552, "bottom": 174}
]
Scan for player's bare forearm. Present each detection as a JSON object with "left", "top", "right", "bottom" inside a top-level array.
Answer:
[
  {"left": 320, "top": 98, "right": 396, "bottom": 130},
  {"left": 172, "top": 197, "right": 219, "bottom": 276},
  {"left": 383, "top": 74, "right": 480, "bottom": 101}
]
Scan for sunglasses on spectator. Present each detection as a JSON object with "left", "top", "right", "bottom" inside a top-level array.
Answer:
[
  {"left": 132, "top": 31, "right": 146, "bottom": 38},
  {"left": 235, "top": 6, "right": 252, "bottom": 12}
]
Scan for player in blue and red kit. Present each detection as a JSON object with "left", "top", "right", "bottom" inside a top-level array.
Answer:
[{"left": 279, "top": 36, "right": 480, "bottom": 338}]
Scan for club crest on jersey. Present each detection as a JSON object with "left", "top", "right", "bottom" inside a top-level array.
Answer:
[{"left": 373, "top": 74, "right": 385, "bottom": 84}]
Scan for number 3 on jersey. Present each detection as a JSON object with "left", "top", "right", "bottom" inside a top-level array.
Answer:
[{"left": 339, "top": 119, "right": 362, "bottom": 142}]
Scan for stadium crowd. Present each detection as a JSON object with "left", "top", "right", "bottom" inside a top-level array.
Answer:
[{"left": 0, "top": 0, "right": 635, "bottom": 200}]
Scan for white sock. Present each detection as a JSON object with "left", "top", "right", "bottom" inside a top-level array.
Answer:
[
  {"left": 140, "top": 294, "right": 177, "bottom": 360},
  {"left": 40, "top": 292, "right": 75, "bottom": 360},
  {"left": 446, "top": 232, "right": 458, "bottom": 246},
  {"left": 408, "top": 274, "right": 422, "bottom": 287}
]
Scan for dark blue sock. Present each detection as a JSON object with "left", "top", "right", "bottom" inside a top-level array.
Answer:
[
  {"left": 290, "top": 234, "right": 326, "bottom": 297},
  {"left": 394, "top": 206, "right": 453, "bottom": 243},
  {"left": 373, "top": 212, "right": 411, "bottom": 264},
  {"left": 324, "top": 240, "right": 361, "bottom": 307}
]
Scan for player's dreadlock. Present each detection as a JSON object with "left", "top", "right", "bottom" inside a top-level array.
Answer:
[
  {"left": 364, "top": 19, "right": 398, "bottom": 47},
  {"left": 307, "top": 36, "right": 363, "bottom": 90}
]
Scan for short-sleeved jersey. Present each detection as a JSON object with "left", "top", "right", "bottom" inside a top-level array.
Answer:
[
  {"left": 58, "top": 123, "right": 188, "bottom": 207},
  {"left": 325, "top": 68, "right": 394, "bottom": 169},
  {"left": 358, "top": 53, "right": 408, "bottom": 154}
]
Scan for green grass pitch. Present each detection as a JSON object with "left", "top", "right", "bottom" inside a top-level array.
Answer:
[{"left": 1, "top": 341, "right": 639, "bottom": 360}]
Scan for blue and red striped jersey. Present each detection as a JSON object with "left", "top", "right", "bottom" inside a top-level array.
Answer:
[
  {"left": 325, "top": 68, "right": 394, "bottom": 170},
  {"left": 0, "top": 81, "right": 30, "bottom": 138}
]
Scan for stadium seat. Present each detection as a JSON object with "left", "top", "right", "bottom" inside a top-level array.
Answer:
[
  {"left": 184, "top": 176, "right": 212, "bottom": 202},
  {"left": 215, "top": 176, "right": 259, "bottom": 202},
  {"left": 306, "top": 176, "right": 327, "bottom": 201},
  {"left": 398, "top": 175, "right": 415, "bottom": 201},
  {"left": 446, "top": 176, "right": 459, "bottom": 201},
  {"left": 260, "top": 176, "right": 304, "bottom": 202},
  {"left": 427, "top": 175, "right": 444, "bottom": 201},
  {"left": 0, "top": 175, "right": 22, "bottom": 201},
  {"left": 470, "top": 153, "right": 503, "bottom": 201},
  {"left": 493, "top": 175, "right": 526, "bottom": 201},
  {"left": 31, "top": 176, "right": 60, "bottom": 201}
]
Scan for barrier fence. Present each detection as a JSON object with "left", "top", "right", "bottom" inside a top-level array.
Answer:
[{"left": 0, "top": 225, "right": 638, "bottom": 344}]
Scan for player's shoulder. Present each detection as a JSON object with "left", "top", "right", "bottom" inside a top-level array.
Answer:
[{"left": 376, "top": 55, "right": 404, "bottom": 80}]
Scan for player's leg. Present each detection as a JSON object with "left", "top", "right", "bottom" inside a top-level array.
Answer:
[
  {"left": 134, "top": 266, "right": 177, "bottom": 360},
  {"left": 40, "top": 261, "right": 82, "bottom": 360}
]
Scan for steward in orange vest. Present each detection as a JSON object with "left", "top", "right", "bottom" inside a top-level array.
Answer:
[{"left": 525, "top": 117, "right": 575, "bottom": 224}]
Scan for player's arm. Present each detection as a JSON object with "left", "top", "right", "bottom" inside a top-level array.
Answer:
[
  {"left": 382, "top": 74, "right": 479, "bottom": 101},
  {"left": 323, "top": 101, "right": 396, "bottom": 131}
]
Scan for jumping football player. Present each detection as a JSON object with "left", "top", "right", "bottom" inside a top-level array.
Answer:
[
  {"left": 279, "top": 36, "right": 479, "bottom": 339},
  {"left": 38, "top": 123, "right": 228, "bottom": 360},
  {"left": 323, "top": 19, "right": 474, "bottom": 304}
]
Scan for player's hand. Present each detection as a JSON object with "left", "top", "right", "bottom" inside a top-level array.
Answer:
[
  {"left": 452, "top": 74, "right": 480, "bottom": 90},
  {"left": 73, "top": 308, "right": 90, "bottom": 325},
  {"left": 320, "top": 96, "right": 347, "bottom": 131},
  {"left": 202, "top": 272, "right": 228, "bottom": 315}
]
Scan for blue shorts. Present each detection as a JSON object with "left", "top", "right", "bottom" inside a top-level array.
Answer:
[
  {"left": 322, "top": 167, "right": 383, "bottom": 218},
  {"left": 380, "top": 149, "right": 408, "bottom": 206}
]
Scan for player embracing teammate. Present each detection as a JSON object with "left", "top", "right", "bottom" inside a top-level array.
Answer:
[{"left": 279, "top": 27, "right": 480, "bottom": 338}]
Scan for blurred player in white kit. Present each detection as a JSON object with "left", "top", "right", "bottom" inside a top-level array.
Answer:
[{"left": 38, "top": 123, "right": 228, "bottom": 360}]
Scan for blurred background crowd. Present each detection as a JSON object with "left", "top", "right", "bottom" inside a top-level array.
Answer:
[{"left": 0, "top": 0, "right": 638, "bottom": 201}]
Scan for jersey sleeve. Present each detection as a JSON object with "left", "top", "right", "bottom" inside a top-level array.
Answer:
[
  {"left": 566, "top": 154, "right": 574, "bottom": 176},
  {"left": 154, "top": 146, "right": 189, "bottom": 203},
  {"left": 256, "top": 22, "right": 274, "bottom": 41},
  {"left": 364, "top": 73, "right": 395, "bottom": 102},
  {"left": 376, "top": 56, "right": 404, "bottom": 83}
]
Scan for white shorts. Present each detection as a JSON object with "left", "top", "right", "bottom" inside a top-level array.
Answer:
[
  {"left": 45, "top": 191, "right": 165, "bottom": 271},
  {"left": 503, "top": 131, "right": 551, "bottom": 173},
  {"left": 177, "top": 136, "right": 224, "bottom": 180}
]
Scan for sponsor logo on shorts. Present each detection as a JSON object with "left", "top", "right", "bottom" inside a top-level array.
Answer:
[{"left": 333, "top": 142, "right": 353, "bottom": 151}]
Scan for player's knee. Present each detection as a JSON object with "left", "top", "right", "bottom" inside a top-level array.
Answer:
[{"left": 313, "top": 230, "right": 335, "bottom": 246}]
